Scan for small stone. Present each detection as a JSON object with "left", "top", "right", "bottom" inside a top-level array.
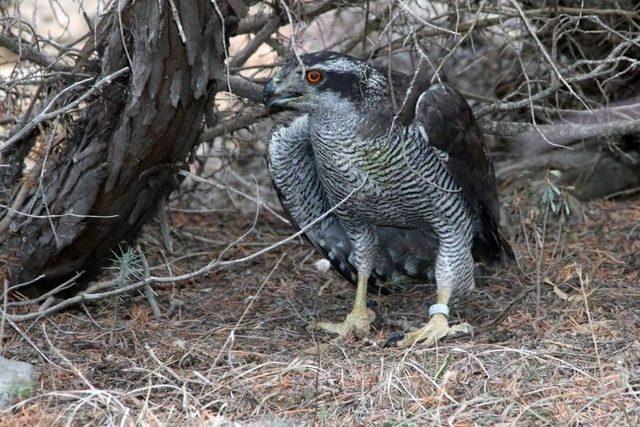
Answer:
[{"left": 0, "top": 356, "right": 36, "bottom": 409}]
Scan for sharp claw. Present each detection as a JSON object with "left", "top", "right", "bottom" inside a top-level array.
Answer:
[
  {"left": 396, "top": 314, "right": 454, "bottom": 348},
  {"left": 448, "top": 322, "right": 474, "bottom": 337},
  {"left": 383, "top": 332, "right": 405, "bottom": 348},
  {"left": 307, "top": 307, "right": 375, "bottom": 339}
]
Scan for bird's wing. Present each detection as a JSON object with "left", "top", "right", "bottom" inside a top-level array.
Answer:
[
  {"left": 414, "top": 84, "right": 514, "bottom": 263},
  {"left": 266, "top": 114, "right": 389, "bottom": 293}
]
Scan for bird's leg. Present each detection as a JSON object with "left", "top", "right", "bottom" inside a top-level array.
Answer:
[
  {"left": 396, "top": 290, "right": 471, "bottom": 348},
  {"left": 308, "top": 223, "right": 376, "bottom": 338},
  {"left": 308, "top": 271, "right": 375, "bottom": 338},
  {"left": 397, "top": 235, "right": 474, "bottom": 348}
]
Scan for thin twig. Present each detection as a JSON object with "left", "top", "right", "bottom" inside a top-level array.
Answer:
[
  {"left": 139, "top": 246, "right": 162, "bottom": 319},
  {"left": 1, "top": 67, "right": 130, "bottom": 153}
]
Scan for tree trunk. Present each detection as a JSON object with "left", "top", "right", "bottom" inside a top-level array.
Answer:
[{"left": 0, "top": 0, "right": 237, "bottom": 297}]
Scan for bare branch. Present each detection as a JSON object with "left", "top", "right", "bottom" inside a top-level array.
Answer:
[
  {"left": 222, "top": 75, "right": 263, "bottom": 102},
  {"left": 0, "top": 33, "right": 72, "bottom": 72},
  {"left": 200, "top": 110, "right": 268, "bottom": 141},
  {"left": 0, "top": 67, "right": 129, "bottom": 153},
  {"left": 230, "top": 17, "right": 281, "bottom": 68}
]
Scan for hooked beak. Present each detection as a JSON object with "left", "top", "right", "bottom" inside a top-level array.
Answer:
[{"left": 262, "top": 78, "right": 303, "bottom": 112}]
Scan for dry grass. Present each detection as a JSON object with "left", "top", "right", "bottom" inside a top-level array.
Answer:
[{"left": 2, "top": 175, "right": 639, "bottom": 425}]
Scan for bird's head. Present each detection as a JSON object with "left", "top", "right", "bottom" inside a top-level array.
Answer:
[{"left": 263, "top": 52, "right": 387, "bottom": 113}]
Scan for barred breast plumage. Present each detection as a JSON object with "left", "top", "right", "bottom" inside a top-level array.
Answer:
[{"left": 304, "top": 89, "right": 475, "bottom": 297}]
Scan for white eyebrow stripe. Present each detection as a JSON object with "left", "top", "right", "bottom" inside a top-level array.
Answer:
[{"left": 308, "top": 59, "right": 362, "bottom": 74}]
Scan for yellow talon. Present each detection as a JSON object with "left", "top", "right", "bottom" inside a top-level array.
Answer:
[
  {"left": 397, "top": 314, "right": 472, "bottom": 348},
  {"left": 308, "top": 271, "right": 375, "bottom": 339},
  {"left": 307, "top": 306, "right": 375, "bottom": 338}
]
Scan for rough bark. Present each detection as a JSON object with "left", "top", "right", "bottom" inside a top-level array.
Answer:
[{"left": 0, "top": 0, "right": 238, "bottom": 297}]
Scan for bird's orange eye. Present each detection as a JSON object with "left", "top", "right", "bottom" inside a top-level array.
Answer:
[{"left": 305, "top": 70, "right": 323, "bottom": 84}]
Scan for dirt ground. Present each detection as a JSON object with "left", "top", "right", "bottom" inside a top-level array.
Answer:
[{"left": 2, "top": 173, "right": 639, "bottom": 425}]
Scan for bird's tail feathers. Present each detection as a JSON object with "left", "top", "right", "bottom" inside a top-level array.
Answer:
[{"left": 473, "top": 213, "right": 515, "bottom": 266}]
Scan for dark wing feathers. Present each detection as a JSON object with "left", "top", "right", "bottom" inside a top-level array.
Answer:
[{"left": 415, "top": 84, "right": 514, "bottom": 264}]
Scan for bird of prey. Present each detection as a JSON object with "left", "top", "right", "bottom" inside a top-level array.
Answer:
[{"left": 263, "top": 52, "right": 513, "bottom": 348}]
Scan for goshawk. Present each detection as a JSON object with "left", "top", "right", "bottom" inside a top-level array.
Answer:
[{"left": 263, "top": 52, "right": 513, "bottom": 348}]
